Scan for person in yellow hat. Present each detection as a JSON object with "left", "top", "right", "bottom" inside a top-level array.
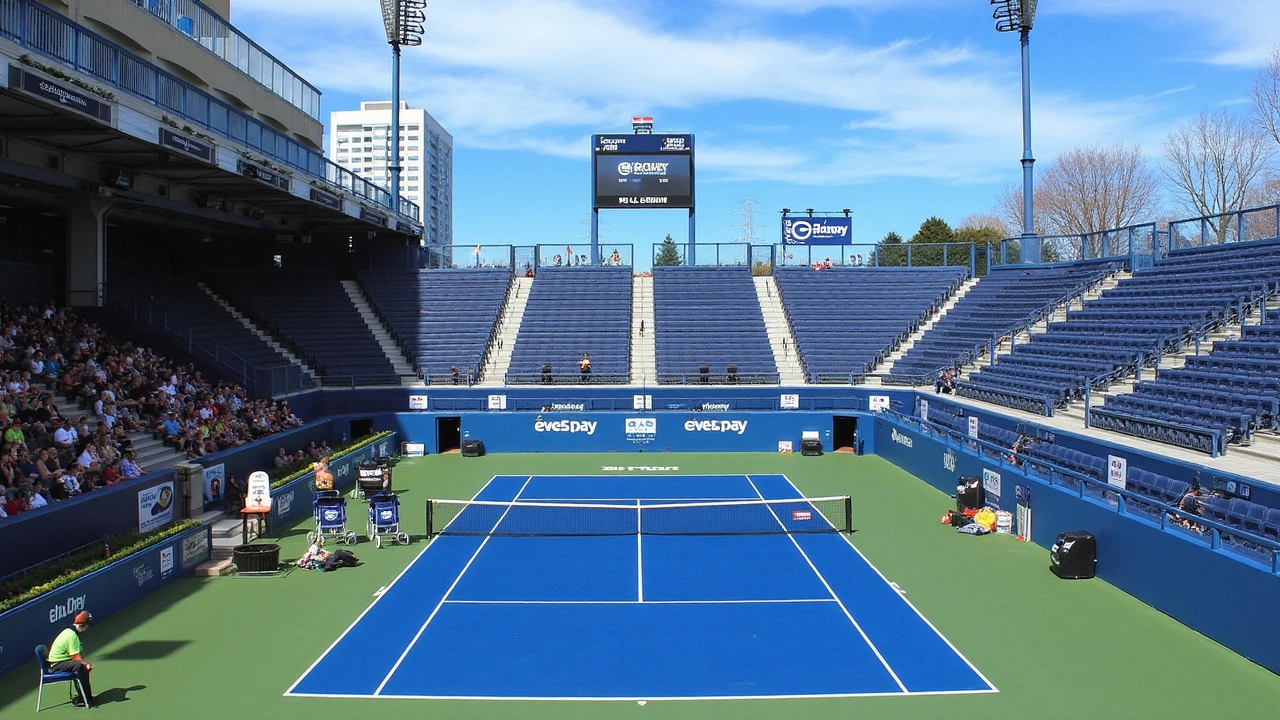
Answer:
[{"left": 47, "top": 610, "right": 96, "bottom": 707}]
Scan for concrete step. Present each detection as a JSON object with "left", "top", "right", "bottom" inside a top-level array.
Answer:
[{"left": 193, "top": 558, "right": 235, "bottom": 577}]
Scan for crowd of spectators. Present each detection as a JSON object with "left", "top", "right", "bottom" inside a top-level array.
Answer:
[{"left": 0, "top": 301, "right": 302, "bottom": 519}]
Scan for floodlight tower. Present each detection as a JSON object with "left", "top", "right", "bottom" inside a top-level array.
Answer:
[
  {"left": 380, "top": 0, "right": 427, "bottom": 218},
  {"left": 991, "top": 0, "right": 1038, "bottom": 262}
]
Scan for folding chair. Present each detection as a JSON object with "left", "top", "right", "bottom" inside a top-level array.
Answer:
[{"left": 35, "top": 644, "right": 87, "bottom": 711}]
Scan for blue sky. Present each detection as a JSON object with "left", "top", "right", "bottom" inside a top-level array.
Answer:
[{"left": 231, "top": 0, "right": 1278, "bottom": 257}]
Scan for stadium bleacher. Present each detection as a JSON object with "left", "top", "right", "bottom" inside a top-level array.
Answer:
[
  {"left": 958, "top": 239, "right": 1280, "bottom": 418},
  {"left": 775, "top": 266, "right": 967, "bottom": 383},
  {"left": 109, "top": 270, "right": 304, "bottom": 382},
  {"left": 506, "top": 267, "right": 631, "bottom": 384},
  {"left": 888, "top": 260, "right": 1119, "bottom": 384},
  {"left": 213, "top": 270, "right": 401, "bottom": 386},
  {"left": 652, "top": 266, "right": 777, "bottom": 384},
  {"left": 358, "top": 269, "right": 510, "bottom": 383}
]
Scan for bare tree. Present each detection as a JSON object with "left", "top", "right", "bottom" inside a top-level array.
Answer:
[
  {"left": 1253, "top": 46, "right": 1280, "bottom": 148},
  {"left": 1163, "top": 109, "right": 1274, "bottom": 242},
  {"left": 994, "top": 183, "right": 1044, "bottom": 238},
  {"left": 995, "top": 145, "right": 1160, "bottom": 258}
]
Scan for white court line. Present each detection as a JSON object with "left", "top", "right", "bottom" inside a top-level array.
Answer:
[
  {"left": 775, "top": 473, "right": 999, "bottom": 694},
  {"left": 636, "top": 498, "right": 644, "bottom": 603},
  {"left": 283, "top": 474, "right": 504, "bottom": 696},
  {"left": 372, "top": 475, "right": 534, "bottom": 696},
  {"left": 442, "top": 598, "right": 838, "bottom": 606},
  {"left": 286, "top": 687, "right": 998, "bottom": 702},
  {"left": 746, "top": 474, "right": 909, "bottom": 694},
  {"left": 519, "top": 496, "right": 757, "bottom": 503}
]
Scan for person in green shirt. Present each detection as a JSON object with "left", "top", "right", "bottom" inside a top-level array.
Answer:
[{"left": 46, "top": 610, "right": 95, "bottom": 707}]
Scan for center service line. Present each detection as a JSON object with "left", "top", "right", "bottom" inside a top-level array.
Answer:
[{"left": 636, "top": 498, "right": 644, "bottom": 603}]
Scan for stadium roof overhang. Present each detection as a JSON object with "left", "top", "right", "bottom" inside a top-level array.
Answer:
[{"left": 0, "top": 85, "right": 412, "bottom": 240}]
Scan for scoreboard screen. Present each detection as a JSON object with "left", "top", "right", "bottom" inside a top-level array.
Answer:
[{"left": 593, "top": 134, "right": 694, "bottom": 209}]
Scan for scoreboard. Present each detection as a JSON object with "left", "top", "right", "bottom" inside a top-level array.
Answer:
[{"left": 592, "top": 133, "right": 694, "bottom": 209}]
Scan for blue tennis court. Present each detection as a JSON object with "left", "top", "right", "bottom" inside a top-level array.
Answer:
[{"left": 286, "top": 474, "right": 995, "bottom": 701}]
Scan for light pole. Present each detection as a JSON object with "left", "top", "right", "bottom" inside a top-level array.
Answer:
[
  {"left": 991, "top": 0, "right": 1038, "bottom": 263},
  {"left": 379, "top": 1, "right": 426, "bottom": 221}
]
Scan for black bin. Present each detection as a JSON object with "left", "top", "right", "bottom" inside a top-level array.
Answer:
[
  {"left": 800, "top": 439, "right": 823, "bottom": 456},
  {"left": 233, "top": 543, "right": 280, "bottom": 575},
  {"left": 461, "top": 439, "right": 485, "bottom": 457},
  {"left": 956, "top": 476, "right": 984, "bottom": 511},
  {"left": 1050, "top": 531, "right": 1096, "bottom": 579}
]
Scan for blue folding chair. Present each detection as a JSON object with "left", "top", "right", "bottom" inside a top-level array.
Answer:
[{"left": 35, "top": 644, "right": 86, "bottom": 711}]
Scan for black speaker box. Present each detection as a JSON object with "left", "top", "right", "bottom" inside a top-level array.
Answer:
[
  {"left": 800, "top": 439, "right": 823, "bottom": 456},
  {"left": 1050, "top": 530, "right": 1096, "bottom": 579},
  {"left": 461, "top": 439, "right": 485, "bottom": 457},
  {"left": 956, "top": 476, "right": 983, "bottom": 511}
]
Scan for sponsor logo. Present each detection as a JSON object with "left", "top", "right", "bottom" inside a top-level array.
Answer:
[
  {"left": 535, "top": 419, "right": 598, "bottom": 435},
  {"left": 890, "top": 428, "right": 914, "bottom": 448},
  {"left": 548, "top": 403, "right": 585, "bottom": 411},
  {"left": 335, "top": 462, "right": 352, "bottom": 479},
  {"left": 617, "top": 196, "right": 670, "bottom": 205},
  {"left": 683, "top": 419, "right": 749, "bottom": 435},
  {"left": 602, "top": 466, "right": 680, "bottom": 471},
  {"left": 617, "top": 161, "right": 669, "bottom": 177},
  {"left": 160, "top": 546, "right": 174, "bottom": 577},
  {"left": 625, "top": 417, "right": 658, "bottom": 445},
  {"left": 784, "top": 218, "right": 850, "bottom": 242},
  {"left": 699, "top": 403, "right": 730, "bottom": 411},
  {"left": 982, "top": 468, "right": 1002, "bottom": 500},
  {"left": 792, "top": 510, "right": 812, "bottom": 522},
  {"left": 943, "top": 448, "right": 957, "bottom": 472},
  {"left": 49, "top": 595, "right": 86, "bottom": 624},
  {"left": 600, "top": 138, "right": 626, "bottom": 151},
  {"left": 133, "top": 563, "right": 155, "bottom": 587},
  {"left": 182, "top": 532, "right": 209, "bottom": 567},
  {"left": 661, "top": 136, "right": 688, "bottom": 151},
  {"left": 277, "top": 490, "right": 294, "bottom": 517}
]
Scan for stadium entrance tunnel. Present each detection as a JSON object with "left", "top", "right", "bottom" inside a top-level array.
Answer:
[
  {"left": 832, "top": 416, "right": 858, "bottom": 453},
  {"left": 437, "top": 416, "right": 461, "bottom": 453}
]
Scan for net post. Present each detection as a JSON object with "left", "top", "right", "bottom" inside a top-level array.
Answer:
[
  {"left": 843, "top": 496, "right": 852, "bottom": 534},
  {"left": 425, "top": 499, "right": 434, "bottom": 538}
]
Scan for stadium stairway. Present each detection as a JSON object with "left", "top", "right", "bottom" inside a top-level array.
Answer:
[
  {"left": 480, "top": 276, "right": 532, "bottom": 386},
  {"left": 876, "top": 277, "right": 981, "bottom": 377},
  {"left": 341, "top": 281, "right": 419, "bottom": 385},
  {"left": 198, "top": 283, "right": 319, "bottom": 381},
  {"left": 46, "top": 386, "right": 188, "bottom": 473},
  {"left": 631, "top": 274, "right": 656, "bottom": 384},
  {"left": 195, "top": 509, "right": 265, "bottom": 576},
  {"left": 754, "top": 276, "right": 806, "bottom": 385}
]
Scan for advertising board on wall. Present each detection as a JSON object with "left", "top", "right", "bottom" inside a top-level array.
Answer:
[
  {"left": 782, "top": 216, "right": 852, "bottom": 245},
  {"left": 593, "top": 133, "right": 694, "bottom": 209},
  {"left": 137, "top": 481, "right": 175, "bottom": 532}
]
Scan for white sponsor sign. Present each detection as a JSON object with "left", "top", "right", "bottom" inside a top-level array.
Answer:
[
  {"left": 869, "top": 395, "right": 890, "bottom": 411},
  {"left": 780, "top": 394, "right": 800, "bottom": 410},
  {"left": 138, "top": 481, "right": 175, "bottom": 532},
  {"left": 487, "top": 394, "right": 507, "bottom": 410},
  {"left": 920, "top": 399, "right": 929, "bottom": 423},
  {"left": 244, "top": 471, "right": 272, "bottom": 513},
  {"left": 683, "top": 419, "right": 749, "bottom": 435},
  {"left": 890, "top": 428, "right": 914, "bottom": 448},
  {"left": 202, "top": 463, "right": 225, "bottom": 504},
  {"left": 408, "top": 395, "right": 429, "bottom": 410},
  {"left": 48, "top": 594, "right": 87, "bottom": 624},
  {"left": 159, "top": 546, "right": 174, "bottom": 577},
  {"left": 982, "top": 468, "right": 1002, "bottom": 502},
  {"left": 633, "top": 394, "right": 652, "bottom": 410},
  {"left": 535, "top": 419, "right": 598, "bottom": 434},
  {"left": 968, "top": 415, "right": 979, "bottom": 439},
  {"left": 401, "top": 442, "right": 426, "bottom": 457},
  {"left": 778, "top": 441, "right": 794, "bottom": 453},
  {"left": 1108, "top": 455, "right": 1127, "bottom": 489}
]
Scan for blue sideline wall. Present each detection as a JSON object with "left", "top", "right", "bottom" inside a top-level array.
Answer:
[
  {"left": 0, "top": 524, "right": 210, "bottom": 678},
  {"left": 919, "top": 395, "right": 1272, "bottom": 506},
  {"left": 873, "top": 414, "right": 1280, "bottom": 675}
]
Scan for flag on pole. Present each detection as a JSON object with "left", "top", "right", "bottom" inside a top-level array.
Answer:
[{"left": 566, "top": 246, "right": 574, "bottom": 267}]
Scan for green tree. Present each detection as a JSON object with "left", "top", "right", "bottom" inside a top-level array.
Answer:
[
  {"left": 654, "top": 234, "right": 682, "bottom": 266},
  {"left": 904, "top": 216, "right": 955, "bottom": 267},
  {"left": 955, "top": 224, "right": 1003, "bottom": 275},
  {"left": 875, "top": 231, "right": 906, "bottom": 266}
]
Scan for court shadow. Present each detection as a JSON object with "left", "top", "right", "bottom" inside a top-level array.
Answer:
[
  {"left": 102, "top": 640, "right": 190, "bottom": 660},
  {"left": 94, "top": 685, "right": 146, "bottom": 705}
]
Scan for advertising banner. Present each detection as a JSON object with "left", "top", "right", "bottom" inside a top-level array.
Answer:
[
  {"left": 592, "top": 133, "right": 694, "bottom": 209},
  {"left": 1108, "top": 455, "right": 1127, "bottom": 489},
  {"left": 782, "top": 216, "right": 852, "bottom": 245},
  {"left": 202, "top": 463, "right": 225, "bottom": 505},
  {"left": 0, "top": 525, "right": 208, "bottom": 677},
  {"left": 137, "top": 481, "right": 175, "bottom": 532}
]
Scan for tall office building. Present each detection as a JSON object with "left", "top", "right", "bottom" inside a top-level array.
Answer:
[{"left": 329, "top": 102, "right": 453, "bottom": 247}]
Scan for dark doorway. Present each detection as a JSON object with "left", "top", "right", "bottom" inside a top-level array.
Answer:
[
  {"left": 832, "top": 416, "right": 858, "bottom": 453},
  {"left": 437, "top": 417, "right": 462, "bottom": 453},
  {"left": 349, "top": 418, "right": 374, "bottom": 440}
]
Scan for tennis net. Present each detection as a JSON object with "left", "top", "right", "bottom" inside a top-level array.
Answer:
[{"left": 425, "top": 496, "right": 852, "bottom": 537}]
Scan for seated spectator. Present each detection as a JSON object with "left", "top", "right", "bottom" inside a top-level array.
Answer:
[
  {"left": 224, "top": 474, "right": 244, "bottom": 514},
  {"left": 3, "top": 489, "right": 28, "bottom": 515},
  {"left": 935, "top": 370, "right": 956, "bottom": 395},
  {"left": 121, "top": 452, "right": 143, "bottom": 480},
  {"left": 28, "top": 479, "right": 49, "bottom": 509},
  {"left": 579, "top": 353, "right": 591, "bottom": 383},
  {"left": 272, "top": 447, "right": 289, "bottom": 469},
  {"left": 1176, "top": 481, "right": 1204, "bottom": 530},
  {"left": 100, "top": 460, "right": 122, "bottom": 486}
]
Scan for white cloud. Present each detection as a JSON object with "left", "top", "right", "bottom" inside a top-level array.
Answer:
[{"left": 230, "top": 0, "right": 1180, "bottom": 185}]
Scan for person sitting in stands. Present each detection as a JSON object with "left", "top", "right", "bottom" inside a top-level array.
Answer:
[
  {"left": 935, "top": 370, "right": 955, "bottom": 395},
  {"left": 451, "top": 366, "right": 460, "bottom": 385},
  {"left": 579, "top": 353, "right": 592, "bottom": 383},
  {"left": 1176, "top": 480, "right": 1203, "bottom": 530},
  {"left": 121, "top": 452, "right": 143, "bottom": 480},
  {"left": 273, "top": 447, "right": 290, "bottom": 469},
  {"left": 609, "top": 249, "right": 622, "bottom": 266}
]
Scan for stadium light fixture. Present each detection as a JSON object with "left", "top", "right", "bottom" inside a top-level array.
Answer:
[
  {"left": 379, "top": 1, "right": 427, "bottom": 225},
  {"left": 842, "top": 208, "right": 851, "bottom": 217},
  {"left": 781, "top": 208, "right": 791, "bottom": 216},
  {"left": 991, "top": 0, "right": 1038, "bottom": 262},
  {"left": 805, "top": 208, "right": 814, "bottom": 217}
]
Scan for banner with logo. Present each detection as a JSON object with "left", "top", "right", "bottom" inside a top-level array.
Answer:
[
  {"left": 138, "top": 481, "right": 175, "bottom": 532},
  {"left": 1108, "top": 455, "right": 1127, "bottom": 489},
  {"left": 202, "top": 463, "right": 225, "bottom": 505},
  {"left": 0, "top": 524, "right": 208, "bottom": 677},
  {"left": 782, "top": 216, "right": 852, "bottom": 245}
]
